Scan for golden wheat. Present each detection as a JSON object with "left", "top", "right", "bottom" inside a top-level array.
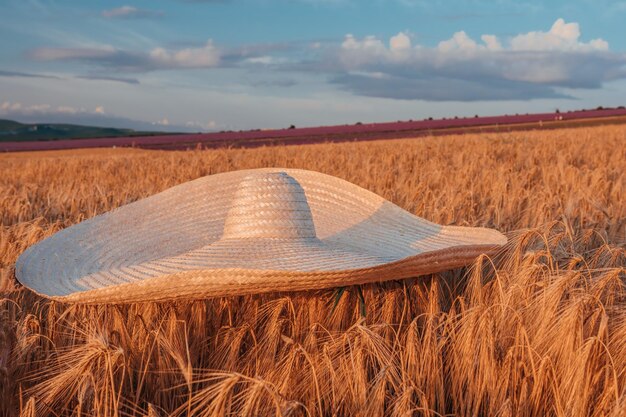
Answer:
[{"left": 1, "top": 125, "right": 625, "bottom": 416}]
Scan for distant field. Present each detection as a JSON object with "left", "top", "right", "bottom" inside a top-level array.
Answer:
[
  {"left": 1, "top": 125, "right": 625, "bottom": 416},
  {"left": 2, "top": 107, "right": 626, "bottom": 152}
]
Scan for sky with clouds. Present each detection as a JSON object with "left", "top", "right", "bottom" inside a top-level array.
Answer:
[{"left": 1, "top": 0, "right": 625, "bottom": 132}]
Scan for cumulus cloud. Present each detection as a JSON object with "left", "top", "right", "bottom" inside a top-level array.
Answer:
[
  {"left": 510, "top": 19, "right": 608, "bottom": 51},
  {"left": 102, "top": 6, "right": 163, "bottom": 19},
  {"left": 30, "top": 41, "right": 221, "bottom": 72},
  {"left": 438, "top": 31, "right": 480, "bottom": 52},
  {"left": 327, "top": 18, "right": 624, "bottom": 101},
  {"left": 480, "top": 35, "right": 502, "bottom": 51},
  {"left": 389, "top": 32, "right": 411, "bottom": 51},
  {"left": 341, "top": 35, "right": 386, "bottom": 60}
]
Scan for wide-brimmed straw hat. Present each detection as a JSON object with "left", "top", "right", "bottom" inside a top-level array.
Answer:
[{"left": 16, "top": 168, "right": 507, "bottom": 303}]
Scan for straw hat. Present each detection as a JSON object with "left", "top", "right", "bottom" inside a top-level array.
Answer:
[{"left": 16, "top": 168, "right": 506, "bottom": 303}]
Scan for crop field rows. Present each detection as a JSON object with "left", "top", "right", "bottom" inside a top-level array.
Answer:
[
  {"left": 0, "top": 125, "right": 625, "bottom": 416},
  {"left": 2, "top": 108, "right": 626, "bottom": 153}
]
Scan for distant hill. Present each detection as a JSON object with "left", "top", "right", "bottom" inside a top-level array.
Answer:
[{"left": 0, "top": 119, "right": 171, "bottom": 142}]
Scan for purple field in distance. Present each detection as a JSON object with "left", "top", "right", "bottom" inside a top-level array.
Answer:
[{"left": 2, "top": 108, "right": 626, "bottom": 152}]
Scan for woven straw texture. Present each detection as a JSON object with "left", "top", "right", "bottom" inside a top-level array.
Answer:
[{"left": 15, "top": 168, "right": 507, "bottom": 303}]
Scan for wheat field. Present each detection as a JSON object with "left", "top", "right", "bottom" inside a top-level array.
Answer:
[{"left": 1, "top": 125, "right": 625, "bottom": 417}]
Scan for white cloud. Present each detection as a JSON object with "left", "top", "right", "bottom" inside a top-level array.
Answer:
[
  {"left": 510, "top": 18, "right": 608, "bottom": 51},
  {"left": 31, "top": 40, "right": 221, "bottom": 71},
  {"left": 389, "top": 32, "right": 411, "bottom": 52},
  {"left": 56, "top": 106, "right": 79, "bottom": 114},
  {"left": 244, "top": 56, "right": 291, "bottom": 65},
  {"left": 340, "top": 33, "right": 411, "bottom": 67},
  {"left": 342, "top": 34, "right": 386, "bottom": 55},
  {"left": 1, "top": 103, "right": 107, "bottom": 116},
  {"left": 438, "top": 31, "right": 479, "bottom": 52},
  {"left": 149, "top": 41, "right": 220, "bottom": 68},
  {"left": 481, "top": 34, "right": 502, "bottom": 51},
  {"left": 330, "top": 19, "right": 621, "bottom": 101},
  {"left": 1, "top": 101, "right": 67, "bottom": 115},
  {"left": 186, "top": 120, "right": 218, "bottom": 131},
  {"left": 339, "top": 18, "right": 609, "bottom": 59},
  {"left": 0, "top": 102, "right": 118, "bottom": 121},
  {"left": 22, "top": 17, "right": 622, "bottom": 104}
]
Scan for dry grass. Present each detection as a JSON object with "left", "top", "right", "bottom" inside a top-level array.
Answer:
[{"left": 1, "top": 125, "right": 624, "bottom": 416}]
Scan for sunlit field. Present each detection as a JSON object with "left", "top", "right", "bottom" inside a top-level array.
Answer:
[{"left": 1, "top": 125, "right": 625, "bottom": 416}]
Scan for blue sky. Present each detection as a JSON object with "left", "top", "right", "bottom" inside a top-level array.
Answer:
[{"left": 1, "top": 0, "right": 625, "bottom": 131}]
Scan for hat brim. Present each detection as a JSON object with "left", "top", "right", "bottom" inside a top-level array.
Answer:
[{"left": 16, "top": 168, "right": 507, "bottom": 303}]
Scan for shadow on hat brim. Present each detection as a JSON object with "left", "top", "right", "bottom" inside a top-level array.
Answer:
[{"left": 39, "top": 243, "right": 503, "bottom": 304}]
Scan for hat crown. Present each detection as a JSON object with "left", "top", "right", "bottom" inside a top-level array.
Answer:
[{"left": 221, "top": 172, "right": 317, "bottom": 240}]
